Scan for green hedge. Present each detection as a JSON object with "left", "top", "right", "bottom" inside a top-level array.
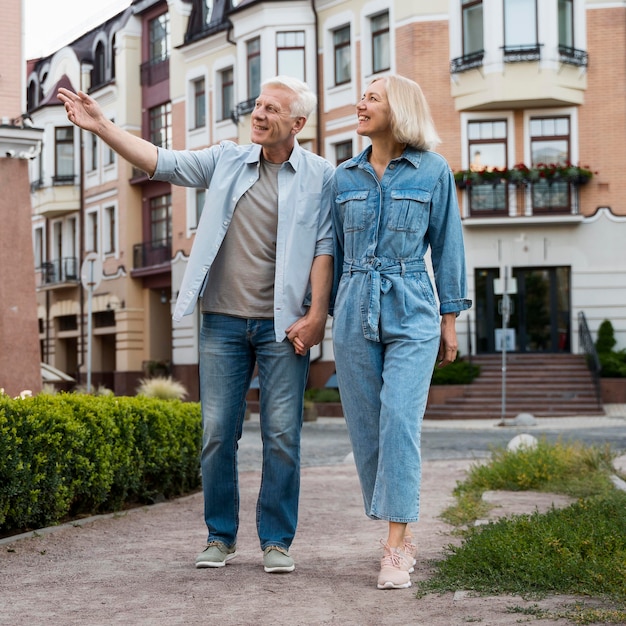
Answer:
[{"left": 0, "top": 394, "right": 202, "bottom": 534}]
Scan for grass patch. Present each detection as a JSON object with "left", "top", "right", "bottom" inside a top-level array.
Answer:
[
  {"left": 422, "top": 440, "right": 626, "bottom": 623},
  {"left": 441, "top": 439, "right": 619, "bottom": 527}
]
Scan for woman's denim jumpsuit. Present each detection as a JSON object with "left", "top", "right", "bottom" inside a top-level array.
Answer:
[{"left": 331, "top": 146, "right": 471, "bottom": 522}]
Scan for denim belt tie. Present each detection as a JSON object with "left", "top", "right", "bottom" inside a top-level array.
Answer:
[{"left": 343, "top": 259, "right": 426, "bottom": 342}]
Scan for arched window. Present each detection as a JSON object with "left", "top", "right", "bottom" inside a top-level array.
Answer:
[
  {"left": 92, "top": 41, "right": 106, "bottom": 88},
  {"left": 27, "top": 79, "right": 38, "bottom": 111}
]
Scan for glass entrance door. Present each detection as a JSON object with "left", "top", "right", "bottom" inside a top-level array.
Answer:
[{"left": 475, "top": 266, "right": 571, "bottom": 353}]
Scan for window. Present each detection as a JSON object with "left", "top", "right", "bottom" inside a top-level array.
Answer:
[
  {"left": 149, "top": 13, "right": 170, "bottom": 63},
  {"left": 504, "top": 0, "right": 536, "bottom": 47},
  {"left": 193, "top": 78, "right": 206, "bottom": 129},
  {"left": 247, "top": 37, "right": 261, "bottom": 99},
  {"left": 86, "top": 211, "right": 99, "bottom": 253},
  {"left": 150, "top": 194, "right": 172, "bottom": 245},
  {"left": 334, "top": 140, "right": 353, "bottom": 165},
  {"left": 55, "top": 127, "right": 74, "bottom": 182},
  {"left": 462, "top": 0, "right": 483, "bottom": 56},
  {"left": 27, "top": 80, "right": 38, "bottom": 111},
  {"left": 530, "top": 116, "right": 571, "bottom": 212},
  {"left": 203, "top": 0, "right": 213, "bottom": 25},
  {"left": 90, "top": 133, "right": 98, "bottom": 171},
  {"left": 103, "top": 206, "right": 116, "bottom": 254},
  {"left": 92, "top": 41, "right": 106, "bottom": 87},
  {"left": 219, "top": 67, "right": 234, "bottom": 121},
  {"left": 333, "top": 26, "right": 351, "bottom": 85},
  {"left": 149, "top": 102, "right": 172, "bottom": 149},
  {"left": 107, "top": 120, "right": 116, "bottom": 165},
  {"left": 34, "top": 226, "right": 44, "bottom": 268},
  {"left": 467, "top": 119, "right": 508, "bottom": 215},
  {"left": 371, "top": 12, "right": 390, "bottom": 74},
  {"left": 277, "top": 31, "right": 305, "bottom": 82},
  {"left": 195, "top": 189, "right": 206, "bottom": 228},
  {"left": 558, "top": 0, "right": 574, "bottom": 48}
]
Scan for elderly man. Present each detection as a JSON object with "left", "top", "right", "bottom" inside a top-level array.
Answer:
[{"left": 59, "top": 75, "right": 334, "bottom": 574}]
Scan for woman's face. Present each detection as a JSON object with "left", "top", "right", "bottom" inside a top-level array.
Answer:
[{"left": 355, "top": 79, "right": 392, "bottom": 138}]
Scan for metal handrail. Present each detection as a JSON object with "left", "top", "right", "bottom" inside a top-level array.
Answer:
[{"left": 578, "top": 311, "right": 602, "bottom": 402}]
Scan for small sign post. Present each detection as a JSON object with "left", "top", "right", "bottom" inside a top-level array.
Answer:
[
  {"left": 80, "top": 252, "right": 103, "bottom": 393},
  {"left": 494, "top": 267, "right": 517, "bottom": 423}
]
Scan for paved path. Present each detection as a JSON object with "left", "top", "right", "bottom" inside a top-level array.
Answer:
[{"left": 1, "top": 406, "right": 625, "bottom": 625}]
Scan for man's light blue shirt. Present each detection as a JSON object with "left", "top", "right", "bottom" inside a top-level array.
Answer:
[{"left": 152, "top": 139, "right": 334, "bottom": 341}]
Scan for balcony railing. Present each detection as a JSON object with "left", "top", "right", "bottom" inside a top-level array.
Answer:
[
  {"left": 558, "top": 45, "right": 588, "bottom": 68},
  {"left": 230, "top": 97, "right": 258, "bottom": 124},
  {"left": 459, "top": 180, "right": 584, "bottom": 218},
  {"left": 133, "top": 238, "right": 171, "bottom": 270},
  {"left": 140, "top": 58, "right": 169, "bottom": 87},
  {"left": 37, "top": 257, "right": 79, "bottom": 287},
  {"left": 450, "top": 50, "right": 484, "bottom": 74},
  {"left": 502, "top": 44, "right": 542, "bottom": 63}
]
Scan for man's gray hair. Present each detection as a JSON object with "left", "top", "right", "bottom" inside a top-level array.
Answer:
[{"left": 261, "top": 75, "right": 317, "bottom": 118}]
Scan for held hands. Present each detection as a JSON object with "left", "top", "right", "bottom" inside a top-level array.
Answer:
[
  {"left": 57, "top": 88, "right": 106, "bottom": 134},
  {"left": 286, "top": 310, "right": 327, "bottom": 356}
]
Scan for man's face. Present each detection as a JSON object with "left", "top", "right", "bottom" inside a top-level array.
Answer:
[{"left": 250, "top": 86, "right": 304, "bottom": 151}]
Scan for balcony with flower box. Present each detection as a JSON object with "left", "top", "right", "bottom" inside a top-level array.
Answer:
[{"left": 455, "top": 163, "right": 595, "bottom": 226}]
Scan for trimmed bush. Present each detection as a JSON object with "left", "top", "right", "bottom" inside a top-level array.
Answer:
[{"left": 0, "top": 393, "right": 201, "bottom": 534}]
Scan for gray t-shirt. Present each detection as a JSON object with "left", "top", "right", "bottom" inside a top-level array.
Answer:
[{"left": 201, "top": 157, "right": 280, "bottom": 318}]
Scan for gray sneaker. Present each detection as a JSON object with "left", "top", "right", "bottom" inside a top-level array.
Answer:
[
  {"left": 195, "top": 541, "right": 237, "bottom": 568},
  {"left": 263, "top": 546, "right": 295, "bottom": 573}
]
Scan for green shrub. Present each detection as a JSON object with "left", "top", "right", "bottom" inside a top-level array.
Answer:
[
  {"left": 0, "top": 393, "right": 201, "bottom": 534},
  {"left": 304, "top": 387, "right": 341, "bottom": 403},
  {"left": 598, "top": 350, "right": 626, "bottom": 378},
  {"left": 595, "top": 319, "right": 626, "bottom": 378},
  {"left": 596, "top": 319, "right": 617, "bottom": 354},
  {"left": 431, "top": 358, "right": 481, "bottom": 385}
]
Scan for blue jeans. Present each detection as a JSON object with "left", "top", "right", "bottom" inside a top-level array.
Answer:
[{"left": 198, "top": 313, "right": 309, "bottom": 552}]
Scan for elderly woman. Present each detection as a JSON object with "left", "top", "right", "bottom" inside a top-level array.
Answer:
[{"left": 331, "top": 74, "right": 471, "bottom": 589}]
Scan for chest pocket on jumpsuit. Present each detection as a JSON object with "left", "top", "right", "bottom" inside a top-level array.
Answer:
[
  {"left": 336, "top": 190, "right": 371, "bottom": 232},
  {"left": 386, "top": 189, "right": 431, "bottom": 233}
]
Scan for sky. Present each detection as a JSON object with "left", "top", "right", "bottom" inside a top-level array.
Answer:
[{"left": 24, "top": 0, "right": 132, "bottom": 59}]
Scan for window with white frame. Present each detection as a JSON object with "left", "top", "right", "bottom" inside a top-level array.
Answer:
[
  {"left": 103, "top": 205, "right": 117, "bottom": 254},
  {"left": 466, "top": 119, "right": 508, "bottom": 215},
  {"left": 504, "top": 0, "right": 537, "bottom": 50},
  {"left": 86, "top": 210, "right": 99, "bottom": 253},
  {"left": 462, "top": 0, "right": 483, "bottom": 56},
  {"left": 54, "top": 126, "right": 74, "bottom": 182},
  {"left": 530, "top": 115, "right": 571, "bottom": 211},
  {"left": 558, "top": 0, "right": 574, "bottom": 48},
  {"left": 277, "top": 31, "right": 305, "bottom": 82},
  {"left": 333, "top": 25, "right": 351, "bottom": 86},
  {"left": 90, "top": 133, "right": 98, "bottom": 171},
  {"left": 192, "top": 78, "right": 206, "bottom": 129},
  {"left": 334, "top": 140, "right": 353, "bottom": 165},
  {"left": 34, "top": 226, "right": 44, "bottom": 268},
  {"left": 107, "top": 120, "right": 115, "bottom": 165},
  {"left": 371, "top": 12, "right": 390, "bottom": 74},
  {"left": 247, "top": 37, "right": 261, "bottom": 100},
  {"left": 219, "top": 67, "right": 234, "bottom": 121},
  {"left": 67, "top": 217, "right": 78, "bottom": 270}
]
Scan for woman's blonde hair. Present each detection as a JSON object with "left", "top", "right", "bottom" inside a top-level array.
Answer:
[{"left": 371, "top": 74, "right": 441, "bottom": 150}]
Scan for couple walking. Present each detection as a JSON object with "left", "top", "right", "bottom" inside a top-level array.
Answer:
[{"left": 59, "top": 72, "right": 470, "bottom": 590}]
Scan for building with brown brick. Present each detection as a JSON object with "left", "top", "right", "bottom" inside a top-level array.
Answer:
[{"left": 23, "top": 0, "right": 626, "bottom": 399}]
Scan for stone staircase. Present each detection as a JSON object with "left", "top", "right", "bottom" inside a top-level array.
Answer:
[{"left": 425, "top": 353, "right": 604, "bottom": 420}]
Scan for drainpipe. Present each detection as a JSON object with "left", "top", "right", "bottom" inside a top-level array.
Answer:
[{"left": 310, "top": 0, "right": 322, "bottom": 156}]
